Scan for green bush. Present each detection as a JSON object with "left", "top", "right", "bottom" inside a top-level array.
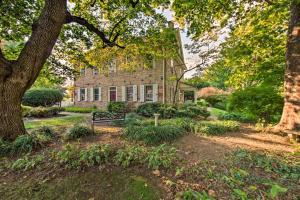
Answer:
[
  {"left": 146, "top": 144, "right": 177, "bottom": 169},
  {"left": 65, "top": 125, "right": 92, "bottom": 140},
  {"left": 22, "top": 88, "right": 64, "bottom": 107},
  {"left": 22, "top": 106, "right": 64, "bottom": 118},
  {"left": 218, "top": 112, "right": 256, "bottom": 123},
  {"left": 64, "top": 106, "right": 97, "bottom": 113},
  {"left": 227, "top": 86, "right": 283, "bottom": 122},
  {"left": 32, "top": 126, "right": 55, "bottom": 144},
  {"left": 159, "top": 118, "right": 196, "bottom": 132},
  {"left": 177, "top": 103, "right": 210, "bottom": 119},
  {"left": 124, "top": 124, "right": 185, "bottom": 145},
  {"left": 115, "top": 145, "right": 146, "bottom": 167},
  {"left": 196, "top": 99, "right": 209, "bottom": 107},
  {"left": 202, "top": 94, "right": 227, "bottom": 107},
  {"left": 11, "top": 155, "right": 44, "bottom": 171},
  {"left": 0, "top": 138, "right": 11, "bottom": 157},
  {"left": 177, "top": 189, "right": 214, "bottom": 200},
  {"left": 159, "top": 105, "right": 177, "bottom": 119},
  {"left": 107, "top": 102, "right": 126, "bottom": 113},
  {"left": 194, "top": 120, "right": 240, "bottom": 136},
  {"left": 137, "top": 103, "right": 162, "bottom": 117},
  {"left": 12, "top": 134, "right": 39, "bottom": 154},
  {"left": 56, "top": 144, "right": 112, "bottom": 169},
  {"left": 79, "top": 144, "right": 111, "bottom": 167}
]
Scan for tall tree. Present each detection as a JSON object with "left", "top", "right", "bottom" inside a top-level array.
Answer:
[
  {"left": 173, "top": 0, "right": 300, "bottom": 132},
  {"left": 0, "top": 0, "right": 169, "bottom": 140}
]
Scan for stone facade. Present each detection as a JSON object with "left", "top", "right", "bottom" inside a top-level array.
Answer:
[{"left": 73, "top": 28, "right": 197, "bottom": 110}]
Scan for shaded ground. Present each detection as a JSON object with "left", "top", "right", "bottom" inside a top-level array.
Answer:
[{"left": 174, "top": 124, "right": 296, "bottom": 163}]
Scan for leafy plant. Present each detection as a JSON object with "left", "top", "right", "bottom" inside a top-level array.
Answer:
[
  {"left": 11, "top": 155, "right": 44, "bottom": 171},
  {"left": 137, "top": 103, "right": 162, "bottom": 117},
  {"left": 107, "top": 101, "right": 126, "bottom": 113},
  {"left": 32, "top": 126, "right": 55, "bottom": 144},
  {"left": 0, "top": 138, "right": 12, "bottom": 157},
  {"left": 146, "top": 144, "right": 177, "bottom": 169},
  {"left": 79, "top": 144, "right": 112, "bottom": 166},
  {"left": 22, "top": 88, "right": 64, "bottom": 107},
  {"left": 269, "top": 184, "right": 288, "bottom": 199},
  {"left": 12, "top": 134, "right": 39, "bottom": 154},
  {"left": 65, "top": 125, "right": 92, "bottom": 140},
  {"left": 177, "top": 189, "right": 215, "bottom": 200},
  {"left": 233, "top": 189, "right": 248, "bottom": 200},
  {"left": 194, "top": 120, "right": 240, "bottom": 136},
  {"left": 115, "top": 145, "right": 146, "bottom": 167},
  {"left": 159, "top": 105, "right": 177, "bottom": 119},
  {"left": 218, "top": 112, "right": 255, "bottom": 123},
  {"left": 124, "top": 124, "right": 185, "bottom": 145},
  {"left": 56, "top": 144, "right": 81, "bottom": 168},
  {"left": 177, "top": 103, "right": 210, "bottom": 119}
]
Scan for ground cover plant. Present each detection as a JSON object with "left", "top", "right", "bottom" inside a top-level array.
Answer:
[
  {"left": 64, "top": 125, "right": 93, "bottom": 140},
  {"left": 194, "top": 120, "right": 240, "bottom": 136}
]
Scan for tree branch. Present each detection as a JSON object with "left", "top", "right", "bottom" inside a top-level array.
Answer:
[{"left": 66, "top": 12, "right": 125, "bottom": 48}]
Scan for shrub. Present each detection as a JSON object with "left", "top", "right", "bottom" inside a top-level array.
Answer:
[
  {"left": 65, "top": 125, "right": 92, "bottom": 140},
  {"left": 159, "top": 105, "right": 177, "bottom": 119},
  {"left": 146, "top": 144, "right": 177, "bottom": 169},
  {"left": 12, "top": 134, "right": 39, "bottom": 154},
  {"left": 202, "top": 94, "right": 227, "bottom": 107},
  {"left": 115, "top": 145, "right": 146, "bottom": 167},
  {"left": 137, "top": 103, "right": 162, "bottom": 117},
  {"left": 227, "top": 86, "right": 283, "bottom": 122},
  {"left": 218, "top": 112, "right": 256, "bottom": 123},
  {"left": 22, "top": 106, "right": 64, "bottom": 118},
  {"left": 56, "top": 144, "right": 80, "bottom": 168},
  {"left": 32, "top": 126, "right": 55, "bottom": 144},
  {"left": 0, "top": 138, "right": 11, "bottom": 157},
  {"left": 177, "top": 189, "right": 214, "bottom": 200},
  {"left": 194, "top": 120, "right": 240, "bottom": 136},
  {"left": 196, "top": 99, "right": 209, "bottom": 107},
  {"left": 177, "top": 103, "right": 210, "bottom": 119},
  {"left": 22, "top": 88, "right": 64, "bottom": 107},
  {"left": 79, "top": 144, "right": 111, "bottom": 166},
  {"left": 11, "top": 155, "right": 44, "bottom": 171},
  {"left": 124, "top": 125, "right": 185, "bottom": 145},
  {"left": 107, "top": 102, "right": 126, "bottom": 113},
  {"left": 56, "top": 144, "right": 112, "bottom": 169},
  {"left": 64, "top": 106, "right": 97, "bottom": 113},
  {"left": 159, "top": 118, "right": 196, "bottom": 132}
]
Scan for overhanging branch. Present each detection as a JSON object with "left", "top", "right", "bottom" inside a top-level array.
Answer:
[{"left": 65, "top": 12, "right": 125, "bottom": 48}]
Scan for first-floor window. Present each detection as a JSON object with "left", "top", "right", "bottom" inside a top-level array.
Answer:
[
  {"left": 109, "top": 86, "right": 117, "bottom": 102},
  {"left": 80, "top": 88, "right": 86, "bottom": 101},
  {"left": 145, "top": 85, "right": 153, "bottom": 102},
  {"left": 94, "top": 88, "right": 100, "bottom": 101},
  {"left": 126, "top": 86, "right": 134, "bottom": 102}
]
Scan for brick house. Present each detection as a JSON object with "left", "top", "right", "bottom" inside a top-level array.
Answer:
[{"left": 73, "top": 24, "right": 197, "bottom": 110}]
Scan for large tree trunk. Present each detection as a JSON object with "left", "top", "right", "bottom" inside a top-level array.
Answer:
[
  {"left": 276, "top": 2, "right": 300, "bottom": 132},
  {"left": 0, "top": 0, "right": 67, "bottom": 140}
]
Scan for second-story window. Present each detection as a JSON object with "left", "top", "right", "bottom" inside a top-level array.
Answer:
[
  {"left": 80, "top": 68, "right": 86, "bottom": 76},
  {"left": 108, "top": 58, "right": 117, "bottom": 73}
]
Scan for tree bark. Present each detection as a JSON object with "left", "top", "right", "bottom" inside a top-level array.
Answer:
[
  {"left": 275, "top": 2, "right": 300, "bottom": 132},
  {"left": 0, "top": 0, "right": 67, "bottom": 140}
]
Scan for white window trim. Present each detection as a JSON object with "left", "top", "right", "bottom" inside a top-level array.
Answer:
[
  {"left": 108, "top": 86, "right": 117, "bottom": 102},
  {"left": 144, "top": 84, "right": 154, "bottom": 102}
]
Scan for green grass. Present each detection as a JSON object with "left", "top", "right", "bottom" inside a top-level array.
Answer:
[
  {"left": 0, "top": 170, "right": 162, "bottom": 200},
  {"left": 64, "top": 106, "right": 98, "bottom": 113},
  {"left": 209, "top": 107, "right": 228, "bottom": 117},
  {"left": 24, "top": 115, "right": 87, "bottom": 129}
]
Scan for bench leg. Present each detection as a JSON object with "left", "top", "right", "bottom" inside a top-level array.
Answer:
[{"left": 91, "top": 121, "right": 95, "bottom": 134}]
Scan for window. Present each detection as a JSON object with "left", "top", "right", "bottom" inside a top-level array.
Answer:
[
  {"left": 80, "top": 68, "right": 86, "bottom": 76},
  {"left": 108, "top": 58, "right": 117, "bottom": 73},
  {"left": 80, "top": 88, "right": 86, "bottom": 101},
  {"left": 94, "top": 88, "right": 100, "bottom": 101},
  {"left": 126, "top": 86, "right": 134, "bottom": 102},
  {"left": 145, "top": 85, "right": 153, "bottom": 102},
  {"left": 109, "top": 87, "right": 117, "bottom": 102},
  {"left": 93, "top": 67, "right": 99, "bottom": 75}
]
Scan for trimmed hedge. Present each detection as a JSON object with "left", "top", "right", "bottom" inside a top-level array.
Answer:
[
  {"left": 22, "top": 88, "right": 64, "bottom": 107},
  {"left": 22, "top": 106, "right": 64, "bottom": 118},
  {"left": 107, "top": 102, "right": 126, "bottom": 113},
  {"left": 64, "top": 106, "right": 97, "bottom": 113}
]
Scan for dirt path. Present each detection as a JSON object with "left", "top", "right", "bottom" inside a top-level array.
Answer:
[{"left": 174, "top": 124, "right": 297, "bottom": 162}]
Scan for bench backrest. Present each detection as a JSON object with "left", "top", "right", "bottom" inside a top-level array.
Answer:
[{"left": 92, "top": 111, "right": 125, "bottom": 122}]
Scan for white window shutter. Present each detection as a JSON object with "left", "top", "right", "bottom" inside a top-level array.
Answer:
[
  {"left": 153, "top": 84, "right": 158, "bottom": 102},
  {"left": 84, "top": 88, "right": 88, "bottom": 101},
  {"left": 122, "top": 86, "right": 126, "bottom": 102},
  {"left": 77, "top": 88, "right": 81, "bottom": 102},
  {"left": 140, "top": 85, "right": 145, "bottom": 102},
  {"left": 99, "top": 87, "right": 102, "bottom": 101},
  {"left": 90, "top": 87, "right": 94, "bottom": 102},
  {"left": 133, "top": 85, "right": 137, "bottom": 102}
]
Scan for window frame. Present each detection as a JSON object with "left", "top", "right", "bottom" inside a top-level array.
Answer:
[
  {"left": 126, "top": 85, "right": 134, "bottom": 102},
  {"left": 109, "top": 86, "right": 117, "bottom": 102},
  {"left": 80, "top": 88, "right": 86, "bottom": 101},
  {"left": 93, "top": 87, "right": 100, "bottom": 101},
  {"left": 145, "top": 85, "right": 153, "bottom": 102}
]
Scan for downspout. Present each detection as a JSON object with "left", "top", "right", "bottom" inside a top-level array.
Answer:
[{"left": 163, "top": 56, "right": 167, "bottom": 104}]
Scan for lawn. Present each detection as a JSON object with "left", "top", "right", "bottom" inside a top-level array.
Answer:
[{"left": 24, "top": 115, "right": 87, "bottom": 129}]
